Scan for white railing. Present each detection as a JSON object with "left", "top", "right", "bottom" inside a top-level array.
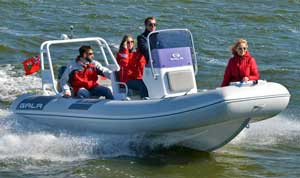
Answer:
[{"left": 40, "top": 37, "right": 120, "bottom": 95}]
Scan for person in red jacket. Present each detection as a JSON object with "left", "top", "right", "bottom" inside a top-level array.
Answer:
[
  {"left": 221, "top": 38, "right": 260, "bottom": 87},
  {"left": 116, "top": 35, "right": 149, "bottom": 98},
  {"left": 60, "top": 45, "right": 114, "bottom": 99}
]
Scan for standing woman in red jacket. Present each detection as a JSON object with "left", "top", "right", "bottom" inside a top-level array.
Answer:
[
  {"left": 116, "top": 35, "right": 149, "bottom": 98},
  {"left": 221, "top": 38, "right": 260, "bottom": 87}
]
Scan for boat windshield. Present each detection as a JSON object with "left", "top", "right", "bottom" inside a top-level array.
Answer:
[
  {"left": 147, "top": 29, "right": 197, "bottom": 72},
  {"left": 149, "top": 30, "right": 194, "bottom": 50}
]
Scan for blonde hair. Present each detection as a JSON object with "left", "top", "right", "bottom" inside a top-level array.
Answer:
[{"left": 231, "top": 38, "right": 248, "bottom": 54}]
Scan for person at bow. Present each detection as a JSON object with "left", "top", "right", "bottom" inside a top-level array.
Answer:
[{"left": 221, "top": 38, "right": 260, "bottom": 87}]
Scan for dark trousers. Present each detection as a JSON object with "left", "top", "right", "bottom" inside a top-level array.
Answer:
[
  {"left": 77, "top": 86, "right": 114, "bottom": 99},
  {"left": 126, "top": 79, "right": 149, "bottom": 98}
]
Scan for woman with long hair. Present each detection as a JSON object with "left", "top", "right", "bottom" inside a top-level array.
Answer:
[{"left": 116, "top": 34, "right": 149, "bottom": 98}]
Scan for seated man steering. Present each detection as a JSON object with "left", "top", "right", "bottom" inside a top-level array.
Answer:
[{"left": 60, "top": 45, "right": 114, "bottom": 99}]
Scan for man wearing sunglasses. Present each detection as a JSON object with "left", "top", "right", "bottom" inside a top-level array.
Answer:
[
  {"left": 137, "top": 16, "right": 157, "bottom": 63},
  {"left": 60, "top": 45, "right": 114, "bottom": 99}
]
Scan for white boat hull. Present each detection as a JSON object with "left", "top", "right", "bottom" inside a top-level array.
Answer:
[{"left": 10, "top": 82, "right": 290, "bottom": 151}]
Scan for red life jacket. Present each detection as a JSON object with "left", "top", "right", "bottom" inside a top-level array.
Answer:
[
  {"left": 70, "top": 60, "right": 99, "bottom": 95},
  {"left": 132, "top": 51, "right": 146, "bottom": 80},
  {"left": 116, "top": 49, "right": 146, "bottom": 83},
  {"left": 221, "top": 51, "right": 260, "bottom": 87}
]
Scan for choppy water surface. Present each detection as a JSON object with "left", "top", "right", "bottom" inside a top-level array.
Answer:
[{"left": 0, "top": 0, "right": 300, "bottom": 177}]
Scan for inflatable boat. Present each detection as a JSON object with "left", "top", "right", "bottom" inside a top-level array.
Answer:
[{"left": 11, "top": 29, "right": 290, "bottom": 151}]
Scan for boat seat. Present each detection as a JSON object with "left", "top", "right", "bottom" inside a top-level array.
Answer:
[
  {"left": 167, "top": 70, "right": 195, "bottom": 92},
  {"left": 57, "top": 66, "right": 67, "bottom": 92},
  {"left": 58, "top": 66, "right": 67, "bottom": 80}
]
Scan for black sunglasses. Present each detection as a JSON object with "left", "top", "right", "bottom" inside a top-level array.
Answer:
[
  {"left": 238, "top": 47, "right": 247, "bottom": 51},
  {"left": 148, "top": 23, "right": 157, "bottom": 27}
]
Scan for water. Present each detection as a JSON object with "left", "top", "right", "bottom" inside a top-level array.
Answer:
[{"left": 0, "top": 0, "right": 300, "bottom": 177}]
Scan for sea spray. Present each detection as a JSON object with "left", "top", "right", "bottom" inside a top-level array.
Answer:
[
  {"left": 0, "top": 110, "right": 159, "bottom": 161},
  {"left": 0, "top": 64, "right": 41, "bottom": 102},
  {"left": 230, "top": 111, "right": 300, "bottom": 147}
]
